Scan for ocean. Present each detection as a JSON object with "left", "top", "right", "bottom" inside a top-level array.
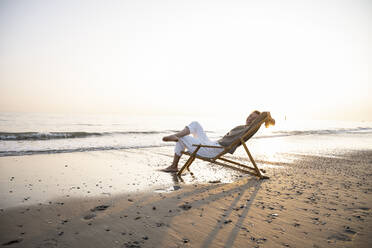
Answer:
[
  {"left": 1, "top": 112, "right": 372, "bottom": 209},
  {"left": 1, "top": 112, "right": 372, "bottom": 158}
]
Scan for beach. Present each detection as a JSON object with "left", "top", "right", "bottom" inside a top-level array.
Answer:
[
  {"left": 1, "top": 0, "right": 371, "bottom": 246},
  {"left": 0, "top": 146, "right": 371, "bottom": 248}
]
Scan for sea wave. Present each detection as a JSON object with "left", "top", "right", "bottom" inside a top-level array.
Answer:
[
  {"left": 268, "top": 127, "right": 372, "bottom": 137},
  {"left": 0, "top": 127, "right": 371, "bottom": 142},
  {"left": 0, "top": 131, "right": 166, "bottom": 141},
  {"left": 0, "top": 127, "right": 371, "bottom": 157},
  {"left": 0, "top": 144, "right": 173, "bottom": 157}
]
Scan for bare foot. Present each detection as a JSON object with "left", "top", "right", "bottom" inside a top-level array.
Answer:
[
  {"left": 161, "top": 166, "right": 178, "bottom": 172},
  {"left": 162, "top": 134, "right": 179, "bottom": 142}
]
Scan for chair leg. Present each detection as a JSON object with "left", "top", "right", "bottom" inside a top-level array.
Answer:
[
  {"left": 240, "top": 139, "right": 264, "bottom": 178},
  {"left": 186, "top": 156, "right": 196, "bottom": 170},
  {"left": 177, "top": 145, "right": 201, "bottom": 177},
  {"left": 177, "top": 156, "right": 194, "bottom": 176}
]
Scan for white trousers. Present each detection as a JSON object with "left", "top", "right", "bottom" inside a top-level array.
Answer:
[{"left": 175, "top": 121, "right": 224, "bottom": 158}]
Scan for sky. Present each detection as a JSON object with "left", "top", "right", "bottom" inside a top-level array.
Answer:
[{"left": 0, "top": 0, "right": 371, "bottom": 121}]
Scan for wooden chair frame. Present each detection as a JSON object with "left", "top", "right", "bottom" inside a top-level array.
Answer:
[{"left": 176, "top": 116, "right": 270, "bottom": 179}]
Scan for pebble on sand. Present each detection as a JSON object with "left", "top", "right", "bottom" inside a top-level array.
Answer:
[
  {"left": 83, "top": 213, "right": 96, "bottom": 220},
  {"left": 2, "top": 238, "right": 23, "bottom": 246},
  {"left": 179, "top": 204, "right": 192, "bottom": 210},
  {"left": 90, "top": 205, "right": 110, "bottom": 212}
]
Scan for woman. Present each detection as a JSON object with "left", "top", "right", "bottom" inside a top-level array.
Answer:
[{"left": 161, "top": 110, "right": 274, "bottom": 172}]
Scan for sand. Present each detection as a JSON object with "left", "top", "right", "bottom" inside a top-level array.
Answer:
[{"left": 0, "top": 148, "right": 371, "bottom": 247}]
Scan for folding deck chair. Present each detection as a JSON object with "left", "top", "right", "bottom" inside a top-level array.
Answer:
[{"left": 176, "top": 112, "right": 272, "bottom": 179}]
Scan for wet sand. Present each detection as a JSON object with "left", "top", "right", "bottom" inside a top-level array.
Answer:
[{"left": 0, "top": 149, "right": 371, "bottom": 247}]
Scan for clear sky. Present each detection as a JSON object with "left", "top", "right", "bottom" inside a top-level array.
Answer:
[{"left": 0, "top": 0, "right": 371, "bottom": 121}]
